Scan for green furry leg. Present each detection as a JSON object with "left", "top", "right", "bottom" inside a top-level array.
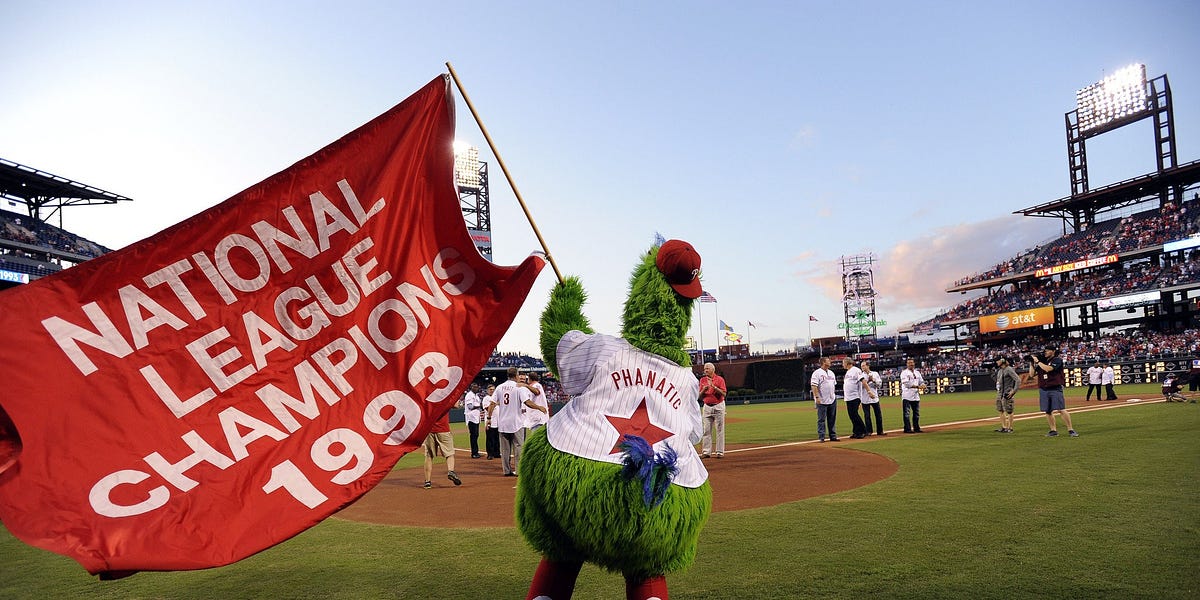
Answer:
[{"left": 517, "top": 427, "right": 712, "bottom": 579}]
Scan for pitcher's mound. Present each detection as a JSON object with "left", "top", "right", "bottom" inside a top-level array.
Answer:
[{"left": 335, "top": 444, "right": 897, "bottom": 527}]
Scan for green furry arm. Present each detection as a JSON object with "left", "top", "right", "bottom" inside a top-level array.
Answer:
[{"left": 540, "top": 276, "right": 594, "bottom": 376}]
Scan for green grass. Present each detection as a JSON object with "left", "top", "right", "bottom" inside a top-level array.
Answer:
[{"left": 2, "top": 386, "right": 1197, "bottom": 599}]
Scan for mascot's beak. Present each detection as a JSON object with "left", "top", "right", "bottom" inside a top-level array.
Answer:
[{"left": 655, "top": 239, "right": 703, "bottom": 299}]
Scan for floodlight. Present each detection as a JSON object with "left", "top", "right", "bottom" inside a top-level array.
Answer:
[
  {"left": 1075, "top": 63, "right": 1148, "bottom": 133},
  {"left": 453, "top": 142, "right": 481, "bottom": 189}
]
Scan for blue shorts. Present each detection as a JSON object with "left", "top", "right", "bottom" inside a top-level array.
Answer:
[{"left": 1039, "top": 388, "right": 1065, "bottom": 413}]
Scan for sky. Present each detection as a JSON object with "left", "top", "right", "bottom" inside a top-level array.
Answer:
[{"left": 3, "top": 1, "right": 1199, "bottom": 356}]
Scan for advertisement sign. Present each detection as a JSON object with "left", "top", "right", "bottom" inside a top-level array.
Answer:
[
  {"left": 836, "top": 309, "right": 886, "bottom": 337},
  {"left": 978, "top": 306, "right": 1055, "bottom": 333},
  {"left": 1163, "top": 236, "right": 1200, "bottom": 253},
  {"left": 1097, "top": 290, "right": 1160, "bottom": 311},
  {"left": 467, "top": 228, "right": 492, "bottom": 261},
  {"left": 0, "top": 269, "right": 30, "bottom": 284},
  {"left": 1034, "top": 254, "right": 1117, "bottom": 278}
]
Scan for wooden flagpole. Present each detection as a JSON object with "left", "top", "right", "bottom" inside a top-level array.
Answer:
[{"left": 445, "top": 62, "right": 564, "bottom": 284}]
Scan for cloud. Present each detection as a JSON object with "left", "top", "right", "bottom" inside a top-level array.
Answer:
[
  {"left": 795, "top": 214, "right": 1059, "bottom": 327},
  {"left": 873, "top": 215, "right": 1059, "bottom": 316},
  {"left": 788, "top": 249, "right": 817, "bottom": 263},
  {"left": 790, "top": 125, "right": 817, "bottom": 148}
]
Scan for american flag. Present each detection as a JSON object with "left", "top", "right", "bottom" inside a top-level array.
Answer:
[{"left": 699, "top": 291, "right": 717, "bottom": 303}]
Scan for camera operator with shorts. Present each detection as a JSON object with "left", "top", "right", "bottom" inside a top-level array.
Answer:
[{"left": 1029, "top": 346, "right": 1078, "bottom": 437}]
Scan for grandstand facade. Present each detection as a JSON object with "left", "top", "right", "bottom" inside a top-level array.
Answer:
[{"left": 0, "top": 158, "right": 122, "bottom": 290}]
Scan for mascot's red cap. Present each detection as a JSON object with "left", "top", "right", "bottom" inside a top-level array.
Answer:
[{"left": 656, "top": 239, "right": 703, "bottom": 299}]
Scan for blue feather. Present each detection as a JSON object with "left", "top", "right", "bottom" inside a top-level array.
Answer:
[{"left": 619, "top": 434, "right": 680, "bottom": 508}]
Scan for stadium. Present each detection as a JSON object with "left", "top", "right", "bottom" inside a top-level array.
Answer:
[{"left": 1, "top": 56, "right": 1197, "bottom": 600}]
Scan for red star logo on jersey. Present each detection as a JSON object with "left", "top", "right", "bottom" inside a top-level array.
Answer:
[{"left": 605, "top": 397, "right": 673, "bottom": 454}]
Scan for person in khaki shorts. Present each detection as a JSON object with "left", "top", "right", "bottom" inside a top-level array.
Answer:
[
  {"left": 992, "top": 357, "right": 1021, "bottom": 433},
  {"left": 423, "top": 410, "right": 462, "bottom": 489}
]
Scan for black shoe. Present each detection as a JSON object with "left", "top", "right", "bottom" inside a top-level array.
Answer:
[
  {"left": 903, "top": 430, "right": 912, "bottom": 433},
  {"left": 447, "top": 471, "right": 462, "bottom": 486},
  {"left": 423, "top": 481, "right": 432, "bottom": 489},
  {"left": 504, "top": 472, "right": 516, "bottom": 477},
  {"left": 913, "top": 429, "right": 923, "bottom": 433},
  {"left": 994, "top": 428, "right": 1005, "bottom": 432},
  {"left": 878, "top": 432, "right": 887, "bottom": 436},
  {"left": 830, "top": 436, "right": 840, "bottom": 441}
]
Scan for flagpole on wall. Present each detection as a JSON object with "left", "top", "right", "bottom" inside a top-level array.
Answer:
[
  {"left": 696, "top": 303, "right": 705, "bottom": 366},
  {"left": 445, "top": 62, "right": 564, "bottom": 283}
]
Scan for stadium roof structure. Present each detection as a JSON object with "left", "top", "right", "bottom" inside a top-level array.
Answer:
[
  {"left": 1014, "top": 158, "right": 1200, "bottom": 223},
  {"left": 0, "top": 157, "right": 132, "bottom": 225}
]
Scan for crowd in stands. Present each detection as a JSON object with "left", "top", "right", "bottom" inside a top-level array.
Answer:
[
  {"left": 919, "top": 249, "right": 1200, "bottom": 329},
  {"left": 0, "top": 251, "right": 60, "bottom": 277},
  {"left": 0, "top": 209, "right": 108, "bottom": 264},
  {"left": 485, "top": 351, "right": 545, "bottom": 370},
  {"left": 954, "top": 199, "right": 1200, "bottom": 287},
  {"left": 899, "top": 328, "right": 1200, "bottom": 378}
]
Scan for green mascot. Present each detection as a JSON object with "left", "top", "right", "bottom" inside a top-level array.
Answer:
[{"left": 517, "top": 239, "right": 713, "bottom": 600}]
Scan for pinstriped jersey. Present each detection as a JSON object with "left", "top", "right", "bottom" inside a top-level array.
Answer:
[{"left": 546, "top": 331, "right": 708, "bottom": 488}]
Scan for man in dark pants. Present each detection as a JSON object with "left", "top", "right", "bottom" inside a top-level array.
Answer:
[
  {"left": 463, "top": 383, "right": 484, "bottom": 458},
  {"left": 860, "top": 360, "right": 885, "bottom": 436},
  {"left": 841, "top": 358, "right": 868, "bottom": 439},
  {"left": 1103, "top": 362, "right": 1118, "bottom": 401},
  {"left": 1085, "top": 359, "right": 1103, "bottom": 401},
  {"left": 900, "top": 358, "right": 925, "bottom": 433},
  {"left": 483, "top": 384, "right": 501, "bottom": 459}
]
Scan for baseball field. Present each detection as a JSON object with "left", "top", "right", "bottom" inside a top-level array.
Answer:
[{"left": 2, "top": 383, "right": 1197, "bottom": 599}]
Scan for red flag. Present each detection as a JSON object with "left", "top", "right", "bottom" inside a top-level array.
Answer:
[
  {"left": 809, "top": 315, "right": 819, "bottom": 322},
  {"left": 0, "top": 75, "right": 545, "bottom": 576}
]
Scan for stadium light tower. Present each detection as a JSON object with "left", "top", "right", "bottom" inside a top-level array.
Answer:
[
  {"left": 840, "top": 253, "right": 881, "bottom": 343},
  {"left": 454, "top": 141, "right": 492, "bottom": 260},
  {"left": 1066, "top": 64, "right": 1177, "bottom": 198}
]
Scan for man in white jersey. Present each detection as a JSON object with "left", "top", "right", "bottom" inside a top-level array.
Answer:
[
  {"left": 1102, "top": 362, "right": 1118, "bottom": 401},
  {"left": 483, "top": 384, "right": 500, "bottom": 459},
  {"left": 521, "top": 372, "right": 551, "bottom": 431},
  {"left": 1085, "top": 359, "right": 1103, "bottom": 401},
  {"left": 493, "top": 367, "right": 539, "bottom": 476},
  {"left": 859, "top": 360, "right": 885, "bottom": 436},
  {"left": 900, "top": 358, "right": 926, "bottom": 433},
  {"left": 810, "top": 356, "right": 838, "bottom": 442},
  {"left": 463, "top": 383, "right": 484, "bottom": 458},
  {"left": 842, "top": 357, "right": 868, "bottom": 439}
]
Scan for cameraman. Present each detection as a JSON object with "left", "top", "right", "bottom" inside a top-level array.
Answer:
[
  {"left": 992, "top": 358, "right": 1020, "bottom": 433},
  {"left": 1029, "top": 346, "right": 1078, "bottom": 437}
]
